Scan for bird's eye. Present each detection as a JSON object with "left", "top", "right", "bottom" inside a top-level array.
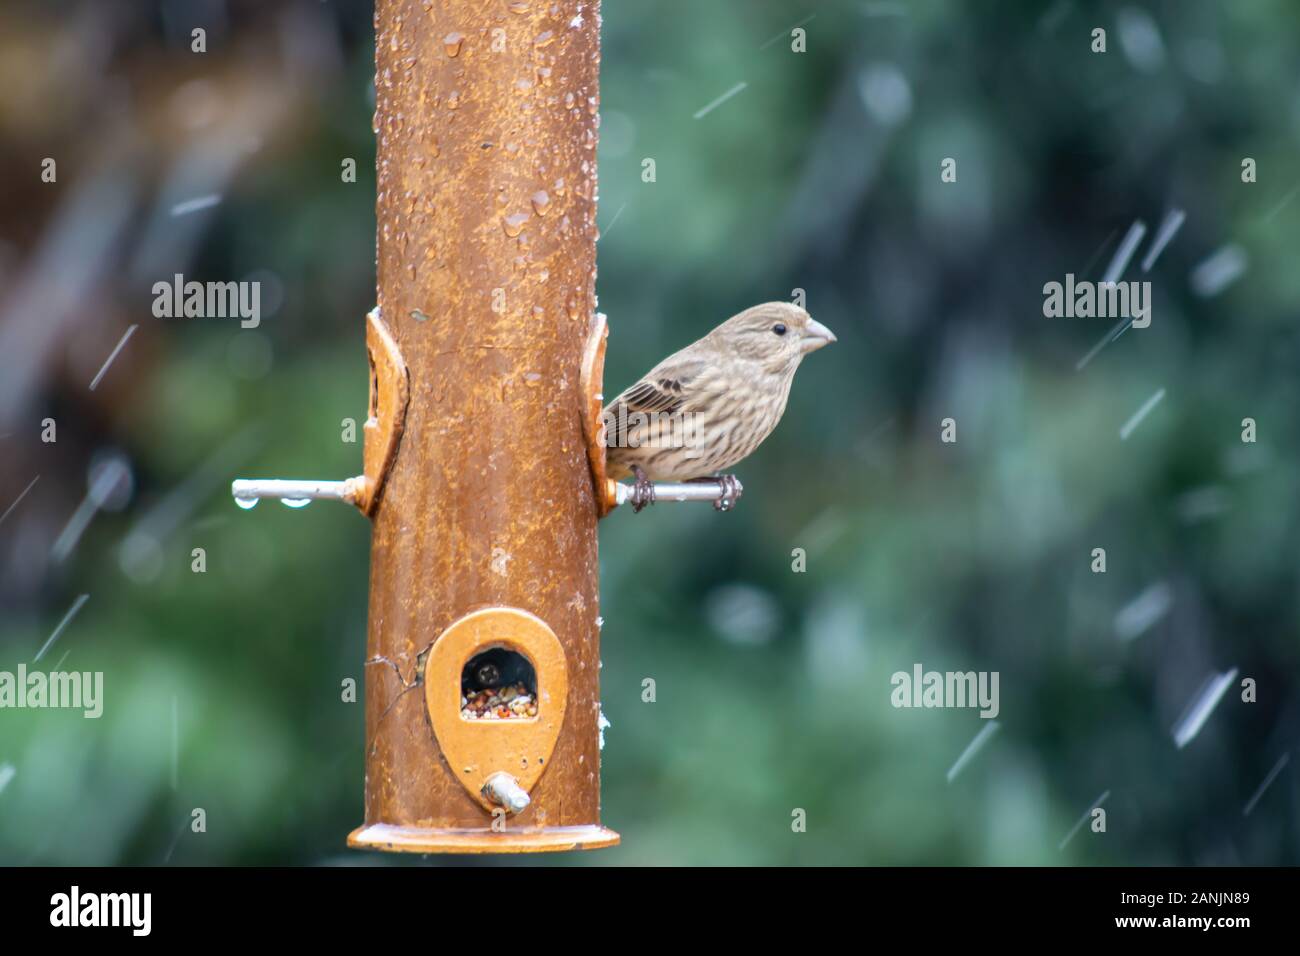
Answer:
[{"left": 773, "top": 323, "right": 787, "bottom": 336}]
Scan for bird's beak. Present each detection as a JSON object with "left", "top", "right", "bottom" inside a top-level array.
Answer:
[{"left": 800, "top": 318, "right": 837, "bottom": 354}]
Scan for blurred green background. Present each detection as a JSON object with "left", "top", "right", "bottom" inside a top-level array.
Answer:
[{"left": 1, "top": 0, "right": 1297, "bottom": 865}]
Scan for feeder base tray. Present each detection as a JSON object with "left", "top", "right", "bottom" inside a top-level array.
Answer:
[{"left": 347, "top": 822, "right": 621, "bottom": 854}]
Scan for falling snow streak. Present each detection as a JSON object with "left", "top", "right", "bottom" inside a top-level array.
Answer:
[
  {"left": 796, "top": 505, "right": 848, "bottom": 555},
  {"left": 1175, "top": 485, "right": 1232, "bottom": 524},
  {"left": 33, "top": 593, "right": 89, "bottom": 663},
  {"left": 1115, "top": 582, "right": 1173, "bottom": 642},
  {"left": 0, "top": 169, "right": 139, "bottom": 428},
  {"left": 1263, "top": 183, "right": 1299, "bottom": 223},
  {"left": 52, "top": 459, "right": 130, "bottom": 563},
  {"left": 89, "top": 324, "right": 139, "bottom": 391},
  {"left": 1103, "top": 220, "right": 1147, "bottom": 284},
  {"left": 1075, "top": 221, "right": 1147, "bottom": 370},
  {"left": 1058, "top": 789, "right": 1110, "bottom": 851},
  {"left": 1075, "top": 317, "right": 1130, "bottom": 371},
  {"left": 1119, "top": 387, "right": 1166, "bottom": 440},
  {"left": 1190, "top": 245, "right": 1248, "bottom": 297},
  {"left": 1243, "top": 753, "right": 1290, "bottom": 817},
  {"left": 946, "top": 721, "right": 1000, "bottom": 783},
  {"left": 171, "top": 695, "right": 179, "bottom": 791},
  {"left": 162, "top": 814, "right": 191, "bottom": 864},
  {"left": 169, "top": 194, "right": 222, "bottom": 217},
  {"left": 693, "top": 82, "right": 748, "bottom": 119},
  {"left": 0, "top": 474, "right": 39, "bottom": 528},
  {"left": 1079, "top": 226, "right": 1120, "bottom": 279},
  {"left": 597, "top": 202, "right": 627, "bottom": 242},
  {"left": 1116, "top": 9, "right": 1166, "bottom": 72},
  {"left": 1141, "top": 209, "right": 1185, "bottom": 272},
  {"left": 1172, "top": 667, "right": 1239, "bottom": 749},
  {"left": 0, "top": 763, "right": 15, "bottom": 795},
  {"left": 759, "top": 13, "right": 816, "bottom": 50}
]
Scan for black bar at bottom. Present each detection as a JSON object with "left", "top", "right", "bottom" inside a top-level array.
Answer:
[{"left": 0, "top": 865, "right": 1283, "bottom": 940}]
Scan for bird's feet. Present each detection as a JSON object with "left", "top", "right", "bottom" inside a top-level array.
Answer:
[
  {"left": 712, "top": 474, "right": 741, "bottom": 511},
  {"left": 630, "top": 465, "right": 656, "bottom": 513}
]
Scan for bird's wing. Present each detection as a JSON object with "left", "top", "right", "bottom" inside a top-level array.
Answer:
[{"left": 602, "top": 358, "right": 706, "bottom": 448}]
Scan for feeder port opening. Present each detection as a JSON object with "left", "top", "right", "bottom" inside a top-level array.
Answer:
[{"left": 460, "top": 646, "right": 539, "bottom": 721}]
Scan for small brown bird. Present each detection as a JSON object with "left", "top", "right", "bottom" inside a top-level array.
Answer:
[{"left": 602, "top": 302, "right": 836, "bottom": 511}]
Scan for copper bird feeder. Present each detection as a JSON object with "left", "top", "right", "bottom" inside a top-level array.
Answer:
[{"left": 230, "top": 0, "right": 737, "bottom": 854}]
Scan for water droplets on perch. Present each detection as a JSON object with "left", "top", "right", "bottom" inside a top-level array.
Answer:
[{"left": 230, "top": 479, "right": 361, "bottom": 511}]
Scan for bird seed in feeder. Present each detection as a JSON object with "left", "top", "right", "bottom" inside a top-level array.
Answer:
[{"left": 461, "top": 682, "right": 538, "bottom": 720}]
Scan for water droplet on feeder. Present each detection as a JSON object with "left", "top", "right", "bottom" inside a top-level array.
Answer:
[
  {"left": 535, "top": 30, "right": 555, "bottom": 47},
  {"left": 235, "top": 497, "right": 259, "bottom": 510},
  {"left": 502, "top": 212, "right": 529, "bottom": 237},
  {"left": 531, "top": 189, "right": 550, "bottom": 215},
  {"left": 443, "top": 32, "right": 464, "bottom": 56},
  {"left": 281, "top": 498, "right": 312, "bottom": 509},
  {"left": 563, "top": 91, "right": 575, "bottom": 109},
  {"left": 446, "top": 90, "right": 460, "bottom": 109},
  {"left": 509, "top": 0, "right": 531, "bottom": 12}
]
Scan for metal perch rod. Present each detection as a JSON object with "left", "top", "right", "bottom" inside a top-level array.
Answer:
[
  {"left": 615, "top": 478, "right": 743, "bottom": 510},
  {"left": 230, "top": 476, "right": 740, "bottom": 510},
  {"left": 231, "top": 478, "right": 361, "bottom": 503}
]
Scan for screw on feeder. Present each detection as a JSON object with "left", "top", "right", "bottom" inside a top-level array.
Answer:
[{"left": 481, "top": 771, "right": 531, "bottom": 814}]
